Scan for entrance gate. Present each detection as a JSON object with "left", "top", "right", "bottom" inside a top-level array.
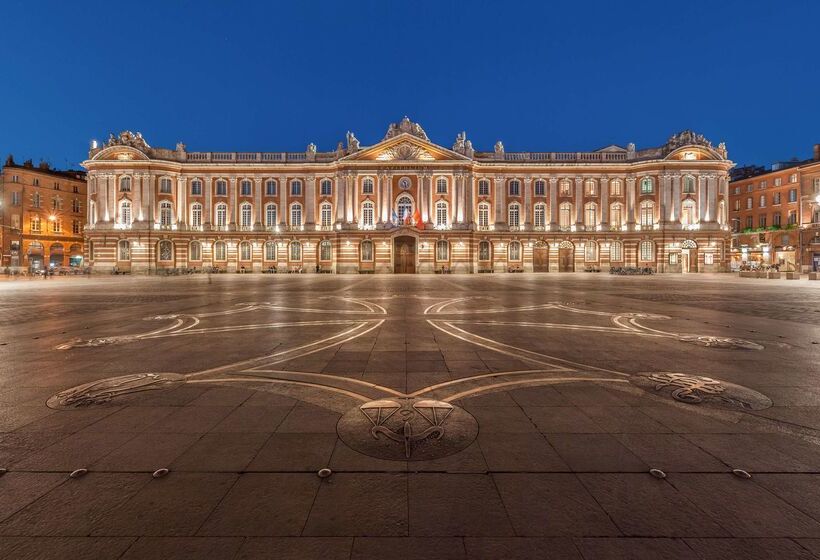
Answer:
[{"left": 394, "top": 236, "right": 416, "bottom": 274}]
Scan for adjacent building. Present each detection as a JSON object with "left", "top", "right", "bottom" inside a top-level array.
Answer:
[
  {"left": 82, "top": 118, "right": 733, "bottom": 274},
  {"left": 729, "top": 145, "right": 820, "bottom": 272},
  {"left": 0, "top": 157, "right": 86, "bottom": 271}
]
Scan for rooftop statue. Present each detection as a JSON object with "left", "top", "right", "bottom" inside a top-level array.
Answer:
[{"left": 383, "top": 116, "right": 429, "bottom": 141}]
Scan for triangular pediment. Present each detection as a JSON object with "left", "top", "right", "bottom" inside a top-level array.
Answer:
[{"left": 340, "top": 133, "right": 472, "bottom": 162}]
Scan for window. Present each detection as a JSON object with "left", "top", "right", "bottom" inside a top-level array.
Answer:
[
  {"left": 760, "top": 181, "right": 767, "bottom": 189},
  {"left": 73, "top": 186, "right": 78, "bottom": 193},
  {"left": 747, "top": 184, "right": 753, "bottom": 192},
  {"left": 559, "top": 179, "right": 571, "bottom": 196},
  {"left": 214, "top": 241, "right": 226, "bottom": 261},
  {"left": 746, "top": 216, "right": 753, "bottom": 229},
  {"left": 289, "top": 241, "right": 302, "bottom": 261},
  {"left": 320, "top": 203, "right": 332, "bottom": 227},
  {"left": 239, "top": 241, "right": 251, "bottom": 261},
  {"left": 746, "top": 197, "right": 753, "bottom": 209},
  {"left": 215, "top": 203, "right": 228, "bottom": 227},
  {"left": 216, "top": 180, "right": 227, "bottom": 196},
  {"left": 51, "top": 220, "right": 62, "bottom": 233},
  {"left": 265, "top": 204, "right": 277, "bottom": 228},
  {"left": 559, "top": 202, "right": 572, "bottom": 229},
  {"left": 509, "top": 180, "right": 520, "bottom": 196},
  {"left": 434, "top": 240, "right": 449, "bottom": 262},
  {"left": 363, "top": 177, "right": 375, "bottom": 194},
  {"left": 72, "top": 199, "right": 80, "bottom": 213},
  {"left": 118, "top": 240, "right": 130, "bottom": 261},
  {"left": 479, "top": 240, "right": 491, "bottom": 261},
  {"left": 610, "top": 241, "right": 623, "bottom": 262},
  {"left": 681, "top": 200, "right": 696, "bottom": 225},
  {"left": 640, "top": 240, "right": 654, "bottom": 261},
  {"left": 320, "top": 179, "right": 332, "bottom": 196},
  {"left": 397, "top": 196, "right": 413, "bottom": 221},
  {"left": 704, "top": 253, "right": 714, "bottom": 265},
  {"left": 32, "top": 192, "right": 41, "bottom": 208},
  {"left": 683, "top": 175, "right": 696, "bottom": 194},
  {"left": 759, "top": 195, "right": 766, "bottom": 208},
  {"left": 290, "top": 180, "right": 302, "bottom": 196},
  {"left": 639, "top": 200, "right": 654, "bottom": 227},
  {"left": 609, "top": 180, "right": 622, "bottom": 196},
  {"left": 72, "top": 220, "right": 80, "bottom": 234},
  {"left": 534, "top": 180, "right": 546, "bottom": 196},
  {"left": 361, "top": 240, "right": 374, "bottom": 261},
  {"left": 120, "top": 176, "right": 131, "bottom": 192},
  {"left": 119, "top": 200, "right": 132, "bottom": 226},
  {"left": 290, "top": 203, "right": 303, "bottom": 227},
  {"left": 191, "top": 180, "right": 202, "bottom": 195},
  {"left": 733, "top": 200, "right": 740, "bottom": 211},
  {"left": 534, "top": 203, "right": 546, "bottom": 228},
  {"left": 773, "top": 213, "right": 782, "bottom": 226},
  {"left": 158, "top": 240, "right": 173, "bottom": 261},
  {"left": 52, "top": 197, "right": 62, "bottom": 210},
  {"left": 508, "top": 203, "right": 520, "bottom": 228},
  {"left": 240, "top": 180, "right": 252, "bottom": 196},
  {"left": 478, "top": 202, "right": 490, "bottom": 228},
  {"left": 508, "top": 241, "right": 521, "bottom": 261},
  {"left": 436, "top": 177, "right": 447, "bottom": 194},
  {"left": 788, "top": 189, "right": 797, "bottom": 203},
  {"left": 159, "top": 201, "right": 173, "bottom": 226},
  {"left": 191, "top": 203, "right": 202, "bottom": 228},
  {"left": 734, "top": 186, "right": 740, "bottom": 195},
  {"left": 584, "top": 179, "right": 596, "bottom": 196},
  {"left": 265, "top": 241, "right": 277, "bottom": 261},
  {"left": 33, "top": 178, "right": 39, "bottom": 186},
  {"left": 789, "top": 173, "right": 798, "bottom": 183},
  {"left": 11, "top": 215, "right": 19, "bottom": 230},
  {"left": 319, "top": 240, "right": 331, "bottom": 261},
  {"left": 435, "top": 201, "right": 448, "bottom": 227},
  {"left": 814, "top": 178, "right": 820, "bottom": 193},
  {"left": 31, "top": 216, "right": 41, "bottom": 232},
  {"left": 265, "top": 180, "right": 277, "bottom": 196},
  {"left": 788, "top": 211, "right": 797, "bottom": 225},
  {"left": 584, "top": 202, "right": 597, "bottom": 229},
  {"left": 585, "top": 241, "right": 598, "bottom": 262},
  {"left": 160, "top": 178, "right": 172, "bottom": 194},
  {"left": 773, "top": 192, "right": 781, "bottom": 205},
  {"left": 190, "top": 241, "right": 201, "bottom": 261},
  {"left": 362, "top": 201, "right": 375, "bottom": 228},
  {"left": 11, "top": 191, "right": 20, "bottom": 206},
  {"left": 774, "top": 177, "right": 782, "bottom": 187},
  {"left": 478, "top": 179, "right": 490, "bottom": 196},
  {"left": 240, "top": 203, "right": 252, "bottom": 229},
  {"left": 759, "top": 215, "right": 767, "bottom": 228},
  {"left": 610, "top": 203, "right": 623, "bottom": 227},
  {"left": 640, "top": 177, "right": 653, "bottom": 194}
]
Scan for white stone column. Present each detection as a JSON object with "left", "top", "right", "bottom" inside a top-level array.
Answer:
[
  {"left": 574, "top": 177, "right": 583, "bottom": 227},
  {"left": 345, "top": 172, "right": 354, "bottom": 224},
  {"left": 108, "top": 174, "right": 116, "bottom": 222},
  {"left": 254, "top": 178, "right": 263, "bottom": 229},
  {"left": 706, "top": 174, "right": 718, "bottom": 223},
  {"left": 549, "top": 177, "right": 558, "bottom": 230},
  {"left": 145, "top": 174, "right": 154, "bottom": 224},
  {"left": 279, "top": 176, "right": 287, "bottom": 227},
  {"left": 204, "top": 176, "right": 212, "bottom": 227},
  {"left": 335, "top": 173, "right": 345, "bottom": 223},
  {"left": 523, "top": 177, "right": 533, "bottom": 228},
  {"left": 229, "top": 177, "right": 237, "bottom": 227},
  {"left": 626, "top": 176, "right": 636, "bottom": 229},
  {"left": 660, "top": 174, "right": 671, "bottom": 223},
  {"left": 456, "top": 173, "right": 465, "bottom": 224},
  {"left": 422, "top": 173, "right": 432, "bottom": 223},
  {"left": 600, "top": 176, "right": 609, "bottom": 229},
  {"left": 351, "top": 173, "right": 359, "bottom": 224},
  {"left": 306, "top": 176, "right": 316, "bottom": 226},
  {"left": 99, "top": 174, "right": 109, "bottom": 222},
  {"left": 464, "top": 173, "right": 473, "bottom": 225},
  {"left": 177, "top": 176, "right": 186, "bottom": 226},
  {"left": 493, "top": 175, "right": 505, "bottom": 226},
  {"left": 672, "top": 174, "right": 681, "bottom": 223},
  {"left": 698, "top": 175, "right": 707, "bottom": 222}
]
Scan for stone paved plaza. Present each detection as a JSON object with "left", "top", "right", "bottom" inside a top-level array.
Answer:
[{"left": 2, "top": 273, "right": 820, "bottom": 559}]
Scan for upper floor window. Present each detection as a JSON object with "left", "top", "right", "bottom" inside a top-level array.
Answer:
[
  {"left": 559, "top": 202, "right": 572, "bottom": 229},
  {"left": 789, "top": 173, "right": 798, "bottom": 183},
  {"left": 584, "top": 202, "right": 597, "bottom": 229},
  {"left": 534, "top": 202, "right": 546, "bottom": 228},
  {"left": 583, "top": 179, "right": 596, "bottom": 196},
  {"left": 508, "top": 180, "right": 520, "bottom": 197},
  {"left": 534, "top": 180, "right": 546, "bottom": 196},
  {"left": 216, "top": 179, "right": 227, "bottom": 196},
  {"left": 290, "top": 203, "right": 303, "bottom": 226},
  {"left": 265, "top": 180, "right": 277, "bottom": 196},
  {"left": 478, "top": 179, "right": 490, "bottom": 196},
  {"left": 788, "top": 210, "right": 797, "bottom": 225},
  {"left": 320, "top": 203, "right": 332, "bottom": 227},
  {"left": 559, "top": 179, "right": 572, "bottom": 196},
  {"left": 477, "top": 202, "right": 490, "bottom": 227},
  {"left": 681, "top": 200, "right": 696, "bottom": 225},
  {"left": 773, "top": 192, "right": 782, "bottom": 205},
  {"left": 436, "top": 177, "right": 447, "bottom": 194},
  {"left": 759, "top": 194, "right": 766, "bottom": 208},
  {"left": 240, "top": 202, "right": 252, "bottom": 228},
  {"left": 397, "top": 195, "right": 413, "bottom": 221},
  {"left": 788, "top": 189, "right": 798, "bottom": 203},
  {"left": 760, "top": 181, "right": 767, "bottom": 189},
  {"left": 240, "top": 180, "right": 252, "bottom": 196},
  {"left": 11, "top": 191, "right": 21, "bottom": 206},
  {"left": 609, "top": 180, "right": 622, "bottom": 196},
  {"left": 120, "top": 176, "right": 131, "bottom": 192},
  {"left": 33, "top": 178, "right": 39, "bottom": 186},
  {"left": 508, "top": 203, "right": 520, "bottom": 228},
  {"left": 290, "top": 180, "right": 302, "bottom": 196},
  {"left": 159, "top": 201, "right": 173, "bottom": 226},
  {"left": 435, "top": 201, "right": 448, "bottom": 227},
  {"left": 640, "top": 177, "right": 653, "bottom": 194},
  {"left": 320, "top": 179, "right": 332, "bottom": 196},
  {"left": 774, "top": 177, "right": 782, "bottom": 187},
  {"left": 191, "top": 203, "right": 202, "bottom": 227},
  {"left": 746, "top": 197, "right": 753, "bottom": 209},
  {"left": 265, "top": 203, "right": 278, "bottom": 227},
  {"left": 119, "top": 200, "right": 132, "bottom": 226},
  {"left": 610, "top": 203, "right": 623, "bottom": 227},
  {"left": 363, "top": 177, "right": 375, "bottom": 194},
  {"left": 639, "top": 200, "right": 654, "bottom": 226},
  {"left": 362, "top": 201, "right": 375, "bottom": 228},
  {"left": 814, "top": 178, "right": 820, "bottom": 193},
  {"left": 191, "top": 180, "right": 202, "bottom": 195},
  {"left": 72, "top": 220, "right": 80, "bottom": 234},
  {"left": 32, "top": 192, "right": 41, "bottom": 208},
  {"left": 683, "top": 175, "right": 696, "bottom": 194},
  {"left": 215, "top": 203, "right": 227, "bottom": 227},
  {"left": 31, "top": 216, "right": 41, "bottom": 232},
  {"left": 159, "top": 178, "right": 172, "bottom": 194}
]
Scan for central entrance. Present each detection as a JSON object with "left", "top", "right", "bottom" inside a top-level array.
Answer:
[
  {"left": 533, "top": 242, "right": 549, "bottom": 272},
  {"left": 394, "top": 235, "right": 416, "bottom": 274}
]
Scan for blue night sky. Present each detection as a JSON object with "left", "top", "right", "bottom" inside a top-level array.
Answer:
[{"left": 2, "top": 0, "right": 818, "bottom": 171}]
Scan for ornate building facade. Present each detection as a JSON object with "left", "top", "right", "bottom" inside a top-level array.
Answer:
[{"left": 82, "top": 118, "right": 733, "bottom": 274}]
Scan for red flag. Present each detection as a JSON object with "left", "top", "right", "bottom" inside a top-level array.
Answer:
[{"left": 412, "top": 209, "right": 424, "bottom": 230}]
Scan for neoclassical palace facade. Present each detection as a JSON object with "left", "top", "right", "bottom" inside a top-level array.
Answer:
[{"left": 83, "top": 118, "right": 733, "bottom": 274}]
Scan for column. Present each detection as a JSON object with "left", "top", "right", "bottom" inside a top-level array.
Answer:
[
  {"left": 379, "top": 174, "right": 388, "bottom": 222},
  {"left": 108, "top": 174, "right": 116, "bottom": 223},
  {"left": 131, "top": 173, "right": 142, "bottom": 222},
  {"left": 145, "top": 174, "right": 154, "bottom": 224},
  {"left": 523, "top": 177, "right": 533, "bottom": 229},
  {"left": 464, "top": 173, "right": 473, "bottom": 225},
  {"left": 99, "top": 174, "right": 109, "bottom": 222},
  {"left": 305, "top": 176, "right": 316, "bottom": 227},
  {"left": 279, "top": 176, "right": 287, "bottom": 227},
  {"left": 254, "top": 178, "right": 263, "bottom": 229},
  {"left": 177, "top": 176, "right": 186, "bottom": 226},
  {"left": 457, "top": 173, "right": 466, "bottom": 224},
  {"left": 335, "top": 172, "right": 345, "bottom": 223},
  {"left": 549, "top": 177, "right": 558, "bottom": 230},
  {"left": 706, "top": 174, "right": 718, "bottom": 223},
  {"left": 376, "top": 174, "right": 383, "bottom": 225},
  {"left": 660, "top": 174, "right": 671, "bottom": 223},
  {"left": 626, "top": 176, "right": 636, "bottom": 229},
  {"left": 229, "top": 177, "right": 237, "bottom": 228},
  {"left": 574, "top": 177, "right": 583, "bottom": 227},
  {"left": 671, "top": 174, "right": 681, "bottom": 223},
  {"left": 422, "top": 173, "right": 432, "bottom": 223},
  {"left": 345, "top": 172, "right": 354, "bottom": 224},
  {"left": 204, "top": 176, "right": 212, "bottom": 227},
  {"left": 697, "top": 175, "right": 707, "bottom": 223},
  {"left": 600, "top": 176, "right": 609, "bottom": 229},
  {"left": 493, "top": 175, "right": 505, "bottom": 226}
]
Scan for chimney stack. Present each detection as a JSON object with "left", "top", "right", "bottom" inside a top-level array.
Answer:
[{"left": 814, "top": 143, "right": 820, "bottom": 161}]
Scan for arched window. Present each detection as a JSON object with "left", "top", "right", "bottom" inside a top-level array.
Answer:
[
  {"left": 240, "top": 202, "right": 253, "bottom": 229},
  {"left": 191, "top": 179, "right": 202, "bottom": 196},
  {"left": 362, "top": 177, "right": 374, "bottom": 194},
  {"left": 559, "top": 202, "right": 572, "bottom": 229},
  {"left": 160, "top": 178, "right": 172, "bottom": 194},
  {"left": 478, "top": 202, "right": 490, "bottom": 228},
  {"left": 584, "top": 202, "right": 597, "bottom": 229},
  {"left": 214, "top": 241, "right": 227, "bottom": 261},
  {"left": 397, "top": 195, "right": 413, "bottom": 221},
  {"left": 435, "top": 201, "right": 448, "bottom": 228},
  {"left": 290, "top": 180, "right": 302, "bottom": 196},
  {"left": 610, "top": 241, "right": 623, "bottom": 262},
  {"left": 534, "top": 202, "right": 546, "bottom": 228},
  {"left": 191, "top": 202, "right": 202, "bottom": 228},
  {"left": 320, "top": 203, "right": 333, "bottom": 227},
  {"left": 534, "top": 180, "right": 546, "bottom": 196},
  {"left": 290, "top": 203, "right": 303, "bottom": 227},
  {"left": 119, "top": 200, "right": 132, "bottom": 226},
  {"left": 478, "top": 179, "right": 490, "bottom": 196},
  {"left": 320, "top": 179, "right": 332, "bottom": 196},
  {"left": 360, "top": 240, "right": 374, "bottom": 261},
  {"left": 585, "top": 240, "right": 598, "bottom": 262},
  {"left": 640, "top": 240, "right": 655, "bottom": 262},
  {"left": 584, "top": 179, "right": 596, "bottom": 196},
  {"left": 683, "top": 175, "right": 696, "bottom": 194},
  {"left": 189, "top": 241, "right": 202, "bottom": 261},
  {"left": 681, "top": 199, "right": 697, "bottom": 226},
  {"left": 559, "top": 179, "right": 572, "bottom": 196},
  {"left": 479, "top": 240, "right": 491, "bottom": 261},
  {"left": 119, "top": 176, "right": 131, "bottom": 192},
  {"left": 240, "top": 180, "right": 252, "bottom": 196},
  {"left": 264, "top": 241, "right": 277, "bottom": 261},
  {"left": 639, "top": 200, "right": 654, "bottom": 227},
  {"left": 117, "top": 240, "right": 130, "bottom": 261},
  {"left": 609, "top": 180, "right": 622, "bottom": 196},
  {"left": 265, "top": 180, "right": 277, "bottom": 196},
  {"left": 289, "top": 241, "right": 302, "bottom": 261},
  {"left": 319, "top": 240, "right": 332, "bottom": 261},
  {"left": 436, "top": 177, "right": 447, "bottom": 194},
  {"left": 361, "top": 201, "right": 375, "bottom": 228},
  {"left": 640, "top": 177, "right": 654, "bottom": 194},
  {"left": 239, "top": 241, "right": 251, "bottom": 261},
  {"left": 508, "top": 241, "right": 522, "bottom": 261},
  {"left": 216, "top": 179, "right": 228, "bottom": 196},
  {"left": 265, "top": 203, "right": 277, "bottom": 228},
  {"left": 158, "top": 240, "right": 173, "bottom": 261},
  {"left": 508, "top": 203, "right": 521, "bottom": 228},
  {"left": 159, "top": 201, "right": 173, "bottom": 227},
  {"left": 215, "top": 203, "right": 228, "bottom": 227},
  {"left": 509, "top": 180, "right": 520, "bottom": 196},
  {"left": 436, "top": 240, "right": 449, "bottom": 261},
  {"left": 610, "top": 203, "right": 623, "bottom": 228}
]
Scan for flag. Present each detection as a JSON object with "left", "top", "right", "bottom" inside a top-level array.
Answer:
[
  {"left": 391, "top": 210, "right": 399, "bottom": 224},
  {"left": 412, "top": 208, "right": 424, "bottom": 230},
  {"left": 403, "top": 209, "right": 412, "bottom": 225}
]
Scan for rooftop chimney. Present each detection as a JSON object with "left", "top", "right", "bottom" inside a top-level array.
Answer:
[{"left": 814, "top": 143, "right": 819, "bottom": 161}]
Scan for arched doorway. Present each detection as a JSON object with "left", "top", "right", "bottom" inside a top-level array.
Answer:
[
  {"left": 49, "top": 243, "right": 64, "bottom": 268},
  {"left": 394, "top": 235, "right": 416, "bottom": 273},
  {"left": 533, "top": 241, "right": 549, "bottom": 272},
  {"left": 681, "top": 239, "right": 697, "bottom": 273},
  {"left": 28, "top": 242, "right": 44, "bottom": 271},
  {"left": 558, "top": 241, "right": 574, "bottom": 272}
]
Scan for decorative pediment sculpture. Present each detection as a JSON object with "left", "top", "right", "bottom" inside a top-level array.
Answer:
[
  {"left": 383, "top": 116, "right": 429, "bottom": 141},
  {"left": 378, "top": 142, "right": 435, "bottom": 161},
  {"left": 494, "top": 140, "right": 505, "bottom": 154},
  {"left": 664, "top": 130, "right": 712, "bottom": 152},
  {"left": 105, "top": 130, "right": 151, "bottom": 151}
]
